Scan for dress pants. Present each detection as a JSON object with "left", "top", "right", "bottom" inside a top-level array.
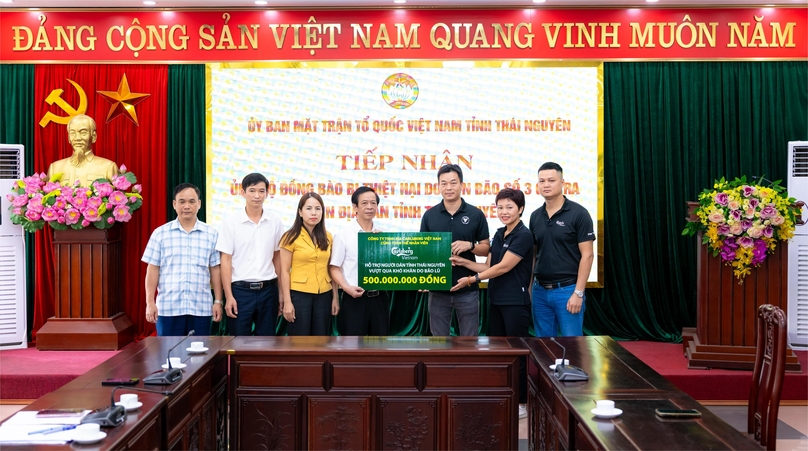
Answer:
[{"left": 337, "top": 291, "right": 390, "bottom": 336}]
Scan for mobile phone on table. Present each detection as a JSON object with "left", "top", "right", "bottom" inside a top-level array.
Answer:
[
  {"left": 101, "top": 377, "right": 139, "bottom": 386},
  {"left": 655, "top": 408, "right": 701, "bottom": 418},
  {"left": 36, "top": 409, "right": 85, "bottom": 418}
]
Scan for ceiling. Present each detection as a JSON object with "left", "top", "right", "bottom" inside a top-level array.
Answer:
[{"left": 0, "top": 0, "right": 804, "bottom": 9}]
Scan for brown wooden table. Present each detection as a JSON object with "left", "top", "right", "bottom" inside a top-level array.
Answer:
[
  {"left": 2, "top": 336, "right": 232, "bottom": 450},
  {"left": 525, "top": 336, "right": 762, "bottom": 451},
  {"left": 227, "top": 335, "right": 529, "bottom": 450}
]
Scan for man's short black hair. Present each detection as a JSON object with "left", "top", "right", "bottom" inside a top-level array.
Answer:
[
  {"left": 538, "top": 162, "right": 563, "bottom": 175},
  {"left": 173, "top": 183, "right": 200, "bottom": 200},
  {"left": 242, "top": 173, "right": 269, "bottom": 190},
  {"left": 351, "top": 186, "right": 379, "bottom": 206},
  {"left": 437, "top": 164, "right": 463, "bottom": 183}
]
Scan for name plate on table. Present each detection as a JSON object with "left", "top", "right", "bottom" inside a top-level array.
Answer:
[{"left": 358, "top": 232, "right": 451, "bottom": 290}]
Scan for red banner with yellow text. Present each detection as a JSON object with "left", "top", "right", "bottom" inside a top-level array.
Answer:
[{"left": 1, "top": 8, "right": 806, "bottom": 62}]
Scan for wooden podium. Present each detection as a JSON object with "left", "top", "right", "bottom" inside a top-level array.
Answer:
[
  {"left": 682, "top": 202, "right": 801, "bottom": 371},
  {"left": 36, "top": 227, "right": 134, "bottom": 350}
]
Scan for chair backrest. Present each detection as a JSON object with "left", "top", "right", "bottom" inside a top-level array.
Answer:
[{"left": 748, "top": 304, "right": 788, "bottom": 450}]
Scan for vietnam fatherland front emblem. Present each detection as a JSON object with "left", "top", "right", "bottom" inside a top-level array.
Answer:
[{"left": 381, "top": 73, "right": 419, "bottom": 109}]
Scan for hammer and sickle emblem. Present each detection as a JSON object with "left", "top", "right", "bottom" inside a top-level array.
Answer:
[{"left": 38, "top": 79, "right": 88, "bottom": 127}]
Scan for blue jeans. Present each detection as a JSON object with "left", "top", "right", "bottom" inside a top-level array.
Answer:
[
  {"left": 156, "top": 315, "right": 212, "bottom": 337},
  {"left": 428, "top": 290, "right": 479, "bottom": 336},
  {"left": 531, "top": 281, "right": 585, "bottom": 337}
]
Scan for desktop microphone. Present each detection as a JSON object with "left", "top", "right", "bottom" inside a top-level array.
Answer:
[
  {"left": 549, "top": 337, "right": 589, "bottom": 382},
  {"left": 143, "top": 330, "right": 195, "bottom": 385},
  {"left": 81, "top": 386, "right": 172, "bottom": 428}
]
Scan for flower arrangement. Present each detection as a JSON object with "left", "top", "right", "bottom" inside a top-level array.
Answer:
[
  {"left": 682, "top": 176, "right": 798, "bottom": 281},
  {"left": 6, "top": 165, "right": 143, "bottom": 233}
]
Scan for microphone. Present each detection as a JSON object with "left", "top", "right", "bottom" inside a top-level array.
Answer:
[
  {"left": 143, "top": 330, "right": 195, "bottom": 385},
  {"left": 752, "top": 175, "right": 774, "bottom": 186},
  {"left": 549, "top": 337, "right": 589, "bottom": 381},
  {"left": 81, "top": 386, "right": 172, "bottom": 428}
]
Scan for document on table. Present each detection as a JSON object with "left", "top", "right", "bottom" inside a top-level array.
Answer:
[{"left": 0, "top": 410, "right": 91, "bottom": 444}]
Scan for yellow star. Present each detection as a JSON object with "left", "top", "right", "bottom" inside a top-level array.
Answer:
[{"left": 97, "top": 74, "right": 150, "bottom": 125}]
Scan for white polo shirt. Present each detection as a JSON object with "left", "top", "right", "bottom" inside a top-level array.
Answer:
[
  {"left": 216, "top": 207, "right": 284, "bottom": 283},
  {"left": 330, "top": 220, "right": 375, "bottom": 288}
]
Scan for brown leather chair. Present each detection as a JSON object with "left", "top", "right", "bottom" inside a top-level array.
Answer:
[{"left": 748, "top": 304, "right": 788, "bottom": 450}]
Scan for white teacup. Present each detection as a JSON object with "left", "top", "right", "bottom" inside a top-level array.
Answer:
[
  {"left": 74, "top": 423, "right": 100, "bottom": 439},
  {"left": 596, "top": 400, "right": 615, "bottom": 412},
  {"left": 190, "top": 341, "right": 205, "bottom": 350},
  {"left": 166, "top": 357, "right": 182, "bottom": 367},
  {"left": 119, "top": 393, "right": 138, "bottom": 407},
  {"left": 555, "top": 359, "right": 570, "bottom": 366}
]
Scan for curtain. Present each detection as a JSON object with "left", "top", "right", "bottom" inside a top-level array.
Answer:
[
  {"left": 167, "top": 65, "right": 207, "bottom": 222},
  {"left": 32, "top": 65, "right": 169, "bottom": 341},
  {"left": 587, "top": 61, "right": 808, "bottom": 341},
  {"left": 0, "top": 64, "right": 36, "bottom": 342}
]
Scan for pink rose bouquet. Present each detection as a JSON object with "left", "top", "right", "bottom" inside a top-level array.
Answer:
[{"left": 7, "top": 166, "right": 143, "bottom": 233}]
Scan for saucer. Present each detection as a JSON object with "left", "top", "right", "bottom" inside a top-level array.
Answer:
[
  {"left": 115, "top": 401, "right": 143, "bottom": 412},
  {"left": 161, "top": 363, "right": 187, "bottom": 369},
  {"left": 591, "top": 408, "right": 623, "bottom": 419},
  {"left": 72, "top": 431, "right": 107, "bottom": 445},
  {"left": 186, "top": 347, "right": 208, "bottom": 354}
]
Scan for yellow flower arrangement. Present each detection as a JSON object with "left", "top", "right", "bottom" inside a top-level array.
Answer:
[{"left": 683, "top": 176, "right": 799, "bottom": 282}]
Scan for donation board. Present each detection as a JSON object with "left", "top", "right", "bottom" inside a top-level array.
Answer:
[{"left": 358, "top": 232, "right": 451, "bottom": 291}]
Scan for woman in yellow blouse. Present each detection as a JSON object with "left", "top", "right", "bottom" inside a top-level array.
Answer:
[{"left": 280, "top": 193, "right": 339, "bottom": 335}]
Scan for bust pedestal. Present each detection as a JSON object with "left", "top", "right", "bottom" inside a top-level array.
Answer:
[{"left": 36, "top": 227, "right": 134, "bottom": 350}]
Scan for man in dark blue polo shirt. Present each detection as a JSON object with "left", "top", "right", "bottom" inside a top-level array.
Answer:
[
  {"left": 420, "top": 164, "right": 490, "bottom": 336},
  {"left": 529, "top": 162, "right": 595, "bottom": 337}
]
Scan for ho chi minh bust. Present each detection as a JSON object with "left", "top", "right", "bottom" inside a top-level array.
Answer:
[{"left": 47, "top": 114, "right": 119, "bottom": 187}]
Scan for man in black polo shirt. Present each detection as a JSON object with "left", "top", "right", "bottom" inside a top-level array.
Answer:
[
  {"left": 420, "top": 164, "right": 490, "bottom": 336},
  {"left": 529, "top": 162, "right": 595, "bottom": 337}
]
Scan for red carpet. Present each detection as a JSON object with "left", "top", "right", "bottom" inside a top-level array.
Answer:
[
  {"left": 0, "top": 346, "right": 120, "bottom": 400},
  {"left": 619, "top": 341, "right": 807, "bottom": 402}
]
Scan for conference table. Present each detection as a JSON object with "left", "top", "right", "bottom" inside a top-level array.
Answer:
[
  {"left": 525, "top": 336, "right": 762, "bottom": 450},
  {"left": 1, "top": 335, "right": 762, "bottom": 450},
  {"left": 2, "top": 335, "right": 232, "bottom": 450}
]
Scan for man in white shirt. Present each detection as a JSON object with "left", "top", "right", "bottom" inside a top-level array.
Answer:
[
  {"left": 216, "top": 173, "right": 285, "bottom": 336},
  {"left": 330, "top": 186, "right": 390, "bottom": 335}
]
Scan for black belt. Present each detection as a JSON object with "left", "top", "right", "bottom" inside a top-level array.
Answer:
[
  {"left": 365, "top": 290, "right": 380, "bottom": 298},
  {"left": 536, "top": 278, "right": 576, "bottom": 290},
  {"left": 232, "top": 279, "right": 277, "bottom": 290}
]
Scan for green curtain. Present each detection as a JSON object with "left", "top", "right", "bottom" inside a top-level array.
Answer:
[
  {"left": 167, "top": 65, "right": 207, "bottom": 221},
  {"left": 0, "top": 64, "right": 36, "bottom": 343},
  {"left": 586, "top": 61, "right": 808, "bottom": 342}
]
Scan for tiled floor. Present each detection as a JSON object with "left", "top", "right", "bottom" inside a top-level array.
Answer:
[{"left": 2, "top": 403, "right": 805, "bottom": 449}]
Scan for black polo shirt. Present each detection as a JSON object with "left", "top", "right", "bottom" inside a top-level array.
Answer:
[
  {"left": 488, "top": 221, "right": 533, "bottom": 306},
  {"left": 420, "top": 199, "right": 489, "bottom": 293},
  {"left": 529, "top": 197, "right": 595, "bottom": 283}
]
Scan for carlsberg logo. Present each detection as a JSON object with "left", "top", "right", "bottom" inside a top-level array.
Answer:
[{"left": 391, "top": 247, "right": 414, "bottom": 257}]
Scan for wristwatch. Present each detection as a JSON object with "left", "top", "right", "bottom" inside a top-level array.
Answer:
[
  {"left": 574, "top": 290, "right": 584, "bottom": 298},
  {"left": 213, "top": 300, "right": 223, "bottom": 305},
  {"left": 470, "top": 241, "right": 476, "bottom": 251}
]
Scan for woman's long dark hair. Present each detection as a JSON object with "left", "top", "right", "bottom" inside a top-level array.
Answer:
[{"left": 281, "top": 192, "right": 329, "bottom": 251}]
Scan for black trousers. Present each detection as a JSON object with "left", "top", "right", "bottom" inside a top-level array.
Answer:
[
  {"left": 337, "top": 291, "right": 390, "bottom": 336},
  {"left": 489, "top": 303, "right": 531, "bottom": 403},
  {"left": 286, "top": 290, "right": 333, "bottom": 336}
]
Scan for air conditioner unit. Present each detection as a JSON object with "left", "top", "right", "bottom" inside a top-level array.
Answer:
[
  {"left": 0, "top": 144, "right": 27, "bottom": 349},
  {"left": 787, "top": 141, "right": 808, "bottom": 348}
]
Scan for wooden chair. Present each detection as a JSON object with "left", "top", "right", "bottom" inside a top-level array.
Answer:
[{"left": 748, "top": 304, "right": 788, "bottom": 450}]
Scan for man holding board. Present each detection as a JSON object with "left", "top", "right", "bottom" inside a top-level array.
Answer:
[{"left": 420, "top": 164, "right": 490, "bottom": 336}]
